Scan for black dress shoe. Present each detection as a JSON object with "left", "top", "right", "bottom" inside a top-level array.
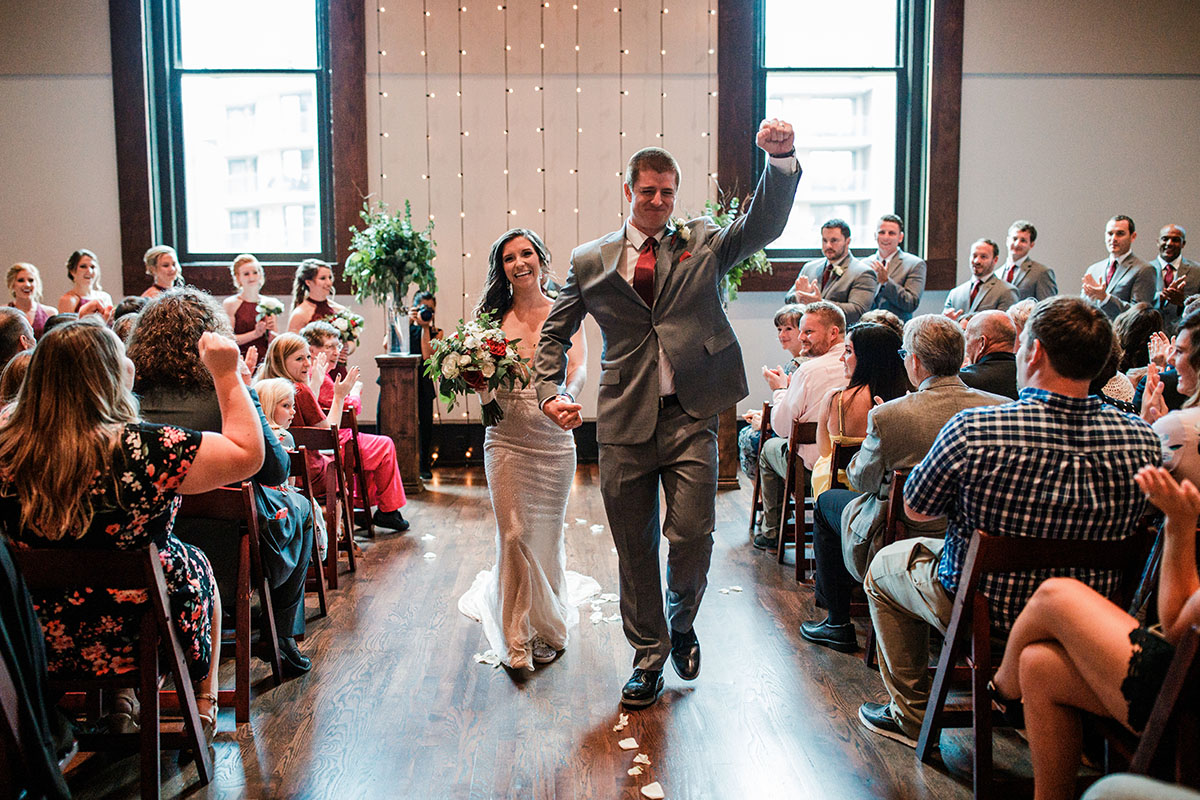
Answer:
[
  {"left": 799, "top": 617, "right": 858, "bottom": 653},
  {"left": 372, "top": 509, "right": 410, "bottom": 532},
  {"left": 669, "top": 628, "right": 700, "bottom": 680},
  {"left": 752, "top": 532, "right": 778, "bottom": 551},
  {"left": 277, "top": 637, "right": 312, "bottom": 675},
  {"left": 621, "top": 668, "right": 664, "bottom": 708}
]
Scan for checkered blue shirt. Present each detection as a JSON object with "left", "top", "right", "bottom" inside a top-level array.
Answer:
[{"left": 905, "top": 387, "right": 1161, "bottom": 630}]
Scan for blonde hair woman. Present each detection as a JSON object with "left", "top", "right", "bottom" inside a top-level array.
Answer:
[
  {"left": 57, "top": 249, "right": 114, "bottom": 315},
  {"left": 6, "top": 263, "right": 56, "bottom": 338},
  {"left": 141, "top": 245, "right": 181, "bottom": 298},
  {"left": 222, "top": 254, "right": 280, "bottom": 358},
  {"left": 0, "top": 318, "right": 264, "bottom": 740}
]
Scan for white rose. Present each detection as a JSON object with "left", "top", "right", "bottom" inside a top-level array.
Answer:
[
  {"left": 441, "top": 360, "right": 460, "bottom": 379},
  {"left": 457, "top": 353, "right": 474, "bottom": 367},
  {"left": 333, "top": 318, "right": 349, "bottom": 331},
  {"left": 480, "top": 361, "right": 496, "bottom": 378},
  {"left": 463, "top": 335, "right": 479, "bottom": 350}
]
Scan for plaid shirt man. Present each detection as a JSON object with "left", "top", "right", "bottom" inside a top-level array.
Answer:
[{"left": 905, "top": 387, "right": 1160, "bottom": 630}]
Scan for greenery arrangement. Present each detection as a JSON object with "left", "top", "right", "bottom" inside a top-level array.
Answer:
[
  {"left": 343, "top": 199, "right": 438, "bottom": 305},
  {"left": 704, "top": 194, "right": 772, "bottom": 301}
]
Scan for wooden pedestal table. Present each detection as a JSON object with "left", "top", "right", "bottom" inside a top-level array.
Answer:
[
  {"left": 375, "top": 353, "right": 425, "bottom": 495},
  {"left": 717, "top": 405, "right": 740, "bottom": 490}
]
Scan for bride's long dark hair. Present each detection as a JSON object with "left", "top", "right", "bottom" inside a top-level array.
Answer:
[{"left": 474, "top": 228, "right": 552, "bottom": 321}]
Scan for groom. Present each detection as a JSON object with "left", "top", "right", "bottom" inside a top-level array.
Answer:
[{"left": 535, "top": 119, "right": 800, "bottom": 707}]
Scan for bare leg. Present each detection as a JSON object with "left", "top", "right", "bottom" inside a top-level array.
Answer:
[
  {"left": 1020, "top": 642, "right": 1111, "bottom": 800},
  {"left": 194, "top": 589, "right": 222, "bottom": 725},
  {"left": 992, "top": 577, "right": 1137, "bottom": 722}
]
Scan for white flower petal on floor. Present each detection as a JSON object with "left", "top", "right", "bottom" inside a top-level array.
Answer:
[
  {"left": 423, "top": 552, "right": 437, "bottom": 560},
  {"left": 605, "top": 614, "right": 621, "bottom": 623},
  {"left": 575, "top": 517, "right": 587, "bottom": 524},
  {"left": 729, "top": 585, "right": 743, "bottom": 592},
  {"left": 599, "top": 592, "right": 619, "bottom": 602},
  {"left": 472, "top": 651, "right": 501, "bottom": 667},
  {"left": 618, "top": 737, "right": 638, "bottom": 750},
  {"left": 718, "top": 588, "right": 729, "bottom": 594},
  {"left": 627, "top": 766, "right": 643, "bottom": 776},
  {"left": 590, "top": 610, "right": 604, "bottom": 624},
  {"left": 641, "top": 781, "right": 665, "bottom": 799},
  {"left": 420, "top": 533, "right": 436, "bottom": 541},
  {"left": 612, "top": 712, "right": 629, "bottom": 732},
  {"left": 633, "top": 753, "right": 651, "bottom": 765},
  {"left": 590, "top": 524, "right": 605, "bottom": 534}
]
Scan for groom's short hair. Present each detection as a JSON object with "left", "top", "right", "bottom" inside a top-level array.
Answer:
[{"left": 625, "top": 148, "right": 681, "bottom": 188}]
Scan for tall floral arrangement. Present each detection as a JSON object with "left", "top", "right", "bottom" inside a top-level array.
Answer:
[{"left": 344, "top": 199, "right": 438, "bottom": 305}]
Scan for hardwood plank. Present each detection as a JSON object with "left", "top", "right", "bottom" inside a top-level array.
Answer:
[{"left": 65, "top": 465, "right": 1029, "bottom": 800}]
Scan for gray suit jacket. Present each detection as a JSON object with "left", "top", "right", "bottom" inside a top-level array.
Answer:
[
  {"left": 994, "top": 258, "right": 1057, "bottom": 301},
  {"left": 944, "top": 274, "right": 1019, "bottom": 314},
  {"left": 534, "top": 162, "right": 801, "bottom": 445},
  {"left": 840, "top": 376, "right": 1009, "bottom": 581},
  {"left": 871, "top": 250, "right": 926, "bottom": 321},
  {"left": 785, "top": 256, "right": 877, "bottom": 325},
  {"left": 1083, "top": 253, "right": 1155, "bottom": 319},
  {"left": 1152, "top": 256, "right": 1200, "bottom": 334}
]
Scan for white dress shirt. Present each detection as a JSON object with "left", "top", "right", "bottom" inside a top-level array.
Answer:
[{"left": 772, "top": 341, "right": 848, "bottom": 469}]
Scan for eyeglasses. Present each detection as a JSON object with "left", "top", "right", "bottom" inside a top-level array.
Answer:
[{"left": 897, "top": 348, "right": 909, "bottom": 359}]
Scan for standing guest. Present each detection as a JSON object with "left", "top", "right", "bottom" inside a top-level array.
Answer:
[
  {"left": 0, "top": 307, "right": 35, "bottom": 370},
  {"left": 407, "top": 291, "right": 441, "bottom": 480},
  {"left": 857, "top": 297, "right": 1160, "bottom": 746},
  {"left": 739, "top": 304, "right": 807, "bottom": 482},
  {"left": 0, "top": 318, "right": 266, "bottom": 743},
  {"left": 6, "top": 264, "right": 56, "bottom": 338},
  {"left": 129, "top": 288, "right": 317, "bottom": 675},
  {"left": 57, "top": 249, "right": 114, "bottom": 314},
  {"left": 287, "top": 259, "right": 351, "bottom": 381},
  {"left": 258, "top": 333, "right": 411, "bottom": 532},
  {"left": 944, "top": 239, "right": 1019, "bottom": 318},
  {"left": 800, "top": 315, "right": 1006, "bottom": 652},
  {"left": 141, "top": 245, "right": 182, "bottom": 298},
  {"left": 1151, "top": 224, "right": 1200, "bottom": 334},
  {"left": 223, "top": 254, "right": 279, "bottom": 358},
  {"left": 1082, "top": 215, "right": 1155, "bottom": 319},
  {"left": 996, "top": 220, "right": 1057, "bottom": 301},
  {"left": 786, "top": 219, "right": 878, "bottom": 326},
  {"left": 867, "top": 214, "right": 926, "bottom": 322},
  {"left": 959, "top": 310, "right": 1020, "bottom": 399}
]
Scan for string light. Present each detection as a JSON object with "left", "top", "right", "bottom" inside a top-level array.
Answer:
[
  {"left": 617, "top": 4, "right": 624, "bottom": 220},
  {"left": 374, "top": 1, "right": 386, "bottom": 195},
  {"left": 658, "top": 0, "right": 665, "bottom": 146},
  {"left": 539, "top": 0, "right": 547, "bottom": 234},
  {"left": 574, "top": 2, "right": 581, "bottom": 238},
  {"left": 706, "top": 0, "right": 715, "bottom": 197},
  {"left": 502, "top": 2, "right": 511, "bottom": 232}
]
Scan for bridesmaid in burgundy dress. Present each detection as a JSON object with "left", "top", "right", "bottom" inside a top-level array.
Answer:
[
  {"left": 287, "top": 259, "right": 352, "bottom": 380},
  {"left": 222, "top": 254, "right": 280, "bottom": 358},
  {"left": 7, "top": 263, "right": 57, "bottom": 338}
]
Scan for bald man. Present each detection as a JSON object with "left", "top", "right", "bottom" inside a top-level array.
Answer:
[
  {"left": 1152, "top": 224, "right": 1200, "bottom": 334},
  {"left": 958, "top": 310, "right": 1018, "bottom": 399}
]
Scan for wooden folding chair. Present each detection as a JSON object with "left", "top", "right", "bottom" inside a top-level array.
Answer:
[
  {"left": 776, "top": 419, "right": 819, "bottom": 584},
  {"left": 829, "top": 441, "right": 861, "bottom": 491},
  {"left": 863, "top": 470, "right": 908, "bottom": 668},
  {"left": 178, "top": 483, "right": 283, "bottom": 724},
  {"left": 915, "top": 519, "right": 1157, "bottom": 800},
  {"left": 340, "top": 406, "right": 376, "bottom": 539},
  {"left": 288, "top": 446, "right": 328, "bottom": 619},
  {"left": 748, "top": 403, "right": 772, "bottom": 537},
  {"left": 290, "top": 425, "right": 356, "bottom": 589},
  {"left": 1127, "top": 624, "right": 1200, "bottom": 788},
  {"left": 13, "top": 544, "right": 213, "bottom": 799}
]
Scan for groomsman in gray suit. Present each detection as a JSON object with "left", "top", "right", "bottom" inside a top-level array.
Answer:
[
  {"left": 868, "top": 214, "right": 926, "bottom": 321},
  {"left": 1081, "top": 215, "right": 1156, "bottom": 319},
  {"left": 995, "top": 220, "right": 1057, "bottom": 301},
  {"left": 535, "top": 120, "right": 801, "bottom": 708},
  {"left": 1152, "top": 224, "right": 1200, "bottom": 334},
  {"left": 785, "top": 219, "right": 878, "bottom": 325},
  {"left": 943, "top": 239, "right": 1019, "bottom": 318}
]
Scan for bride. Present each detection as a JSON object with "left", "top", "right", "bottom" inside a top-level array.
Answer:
[{"left": 458, "top": 228, "right": 599, "bottom": 670}]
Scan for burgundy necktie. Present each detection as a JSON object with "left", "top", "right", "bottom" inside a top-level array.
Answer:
[
  {"left": 633, "top": 238, "right": 657, "bottom": 307},
  {"left": 1005, "top": 263, "right": 1018, "bottom": 284},
  {"left": 969, "top": 280, "right": 981, "bottom": 307},
  {"left": 820, "top": 262, "right": 835, "bottom": 292},
  {"left": 1163, "top": 262, "right": 1176, "bottom": 290},
  {"left": 1105, "top": 259, "right": 1119, "bottom": 288}
]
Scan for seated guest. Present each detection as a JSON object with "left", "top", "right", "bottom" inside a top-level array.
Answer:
[
  {"left": 800, "top": 315, "right": 1006, "bottom": 652},
  {"left": 990, "top": 466, "right": 1200, "bottom": 800},
  {"left": 39, "top": 313, "right": 76, "bottom": 337},
  {"left": 0, "top": 349, "right": 32, "bottom": 404},
  {"left": 1091, "top": 334, "right": 1135, "bottom": 409},
  {"left": 944, "top": 239, "right": 1019, "bottom": 318},
  {"left": 1082, "top": 215, "right": 1155, "bottom": 319},
  {"left": 810, "top": 323, "right": 908, "bottom": 497},
  {"left": 0, "top": 307, "right": 35, "bottom": 369},
  {"left": 959, "top": 310, "right": 1019, "bottom": 399},
  {"left": 111, "top": 295, "right": 147, "bottom": 322},
  {"left": 1151, "top": 224, "right": 1199, "bottom": 335},
  {"left": 0, "top": 319, "right": 265, "bottom": 742},
  {"left": 1006, "top": 298, "right": 1036, "bottom": 344},
  {"left": 141, "top": 244, "right": 182, "bottom": 298},
  {"left": 739, "top": 304, "right": 806, "bottom": 482},
  {"left": 299, "top": 320, "right": 364, "bottom": 412},
  {"left": 858, "top": 308, "right": 904, "bottom": 339},
  {"left": 128, "top": 288, "right": 316, "bottom": 675},
  {"left": 257, "top": 333, "right": 411, "bottom": 532},
  {"left": 785, "top": 220, "right": 878, "bottom": 326},
  {"left": 1148, "top": 309, "right": 1200, "bottom": 485},
  {"left": 1113, "top": 303, "right": 1164, "bottom": 385},
  {"left": 996, "top": 220, "right": 1057, "bottom": 301},
  {"left": 7, "top": 264, "right": 56, "bottom": 338},
  {"left": 56, "top": 249, "right": 114, "bottom": 315},
  {"left": 857, "top": 296, "right": 1160, "bottom": 746},
  {"left": 866, "top": 214, "right": 926, "bottom": 322},
  {"left": 755, "top": 302, "right": 848, "bottom": 550}
]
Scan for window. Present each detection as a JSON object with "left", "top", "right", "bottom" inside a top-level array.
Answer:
[
  {"left": 147, "top": 0, "right": 333, "bottom": 262},
  {"left": 758, "top": 0, "right": 927, "bottom": 258}
]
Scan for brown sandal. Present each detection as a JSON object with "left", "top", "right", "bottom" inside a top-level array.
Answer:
[{"left": 194, "top": 691, "right": 218, "bottom": 744}]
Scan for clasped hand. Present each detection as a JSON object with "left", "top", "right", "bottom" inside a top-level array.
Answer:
[{"left": 542, "top": 396, "right": 582, "bottom": 432}]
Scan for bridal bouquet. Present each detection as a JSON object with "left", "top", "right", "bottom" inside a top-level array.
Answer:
[
  {"left": 424, "top": 312, "right": 530, "bottom": 426},
  {"left": 328, "top": 308, "right": 365, "bottom": 346},
  {"left": 255, "top": 297, "right": 285, "bottom": 321}
]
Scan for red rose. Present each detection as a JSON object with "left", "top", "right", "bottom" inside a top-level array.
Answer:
[
  {"left": 462, "top": 370, "right": 487, "bottom": 392},
  {"left": 488, "top": 339, "right": 507, "bottom": 358}
]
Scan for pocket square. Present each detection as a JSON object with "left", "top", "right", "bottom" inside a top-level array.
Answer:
[{"left": 680, "top": 250, "right": 692, "bottom": 260}]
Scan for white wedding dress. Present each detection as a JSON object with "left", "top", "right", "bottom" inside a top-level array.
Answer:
[{"left": 458, "top": 385, "right": 600, "bottom": 669}]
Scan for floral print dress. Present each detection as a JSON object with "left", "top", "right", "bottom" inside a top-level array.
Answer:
[{"left": 0, "top": 423, "right": 214, "bottom": 681}]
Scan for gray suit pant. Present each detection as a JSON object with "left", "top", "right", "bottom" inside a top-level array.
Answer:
[{"left": 598, "top": 405, "right": 717, "bottom": 671}]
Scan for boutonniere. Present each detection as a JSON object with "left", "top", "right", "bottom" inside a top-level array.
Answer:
[
  {"left": 669, "top": 217, "right": 690, "bottom": 244},
  {"left": 832, "top": 262, "right": 846, "bottom": 278}
]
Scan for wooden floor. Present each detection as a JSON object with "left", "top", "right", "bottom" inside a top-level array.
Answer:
[{"left": 65, "top": 465, "right": 1036, "bottom": 800}]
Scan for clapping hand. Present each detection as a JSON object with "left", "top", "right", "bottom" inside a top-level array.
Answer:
[
  {"left": 1149, "top": 331, "right": 1172, "bottom": 369},
  {"left": 790, "top": 275, "right": 821, "bottom": 304},
  {"left": 743, "top": 409, "right": 763, "bottom": 432},
  {"left": 1141, "top": 362, "right": 1168, "bottom": 424},
  {"left": 1161, "top": 277, "right": 1188, "bottom": 306},
  {"left": 762, "top": 365, "right": 788, "bottom": 391},
  {"left": 333, "top": 365, "right": 361, "bottom": 401},
  {"left": 756, "top": 118, "right": 794, "bottom": 156},
  {"left": 239, "top": 346, "right": 259, "bottom": 386},
  {"left": 943, "top": 308, "right": 964, "bottom": 322},
  {"left": 871, "top": 258, "right": 889, "bottom": 283},
  {"left": 1081, "top": 273, "right": 1107, "bottom": 302},
  {"left": 1135, "top": 465, "right": 1200, "bottom": 521}
]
